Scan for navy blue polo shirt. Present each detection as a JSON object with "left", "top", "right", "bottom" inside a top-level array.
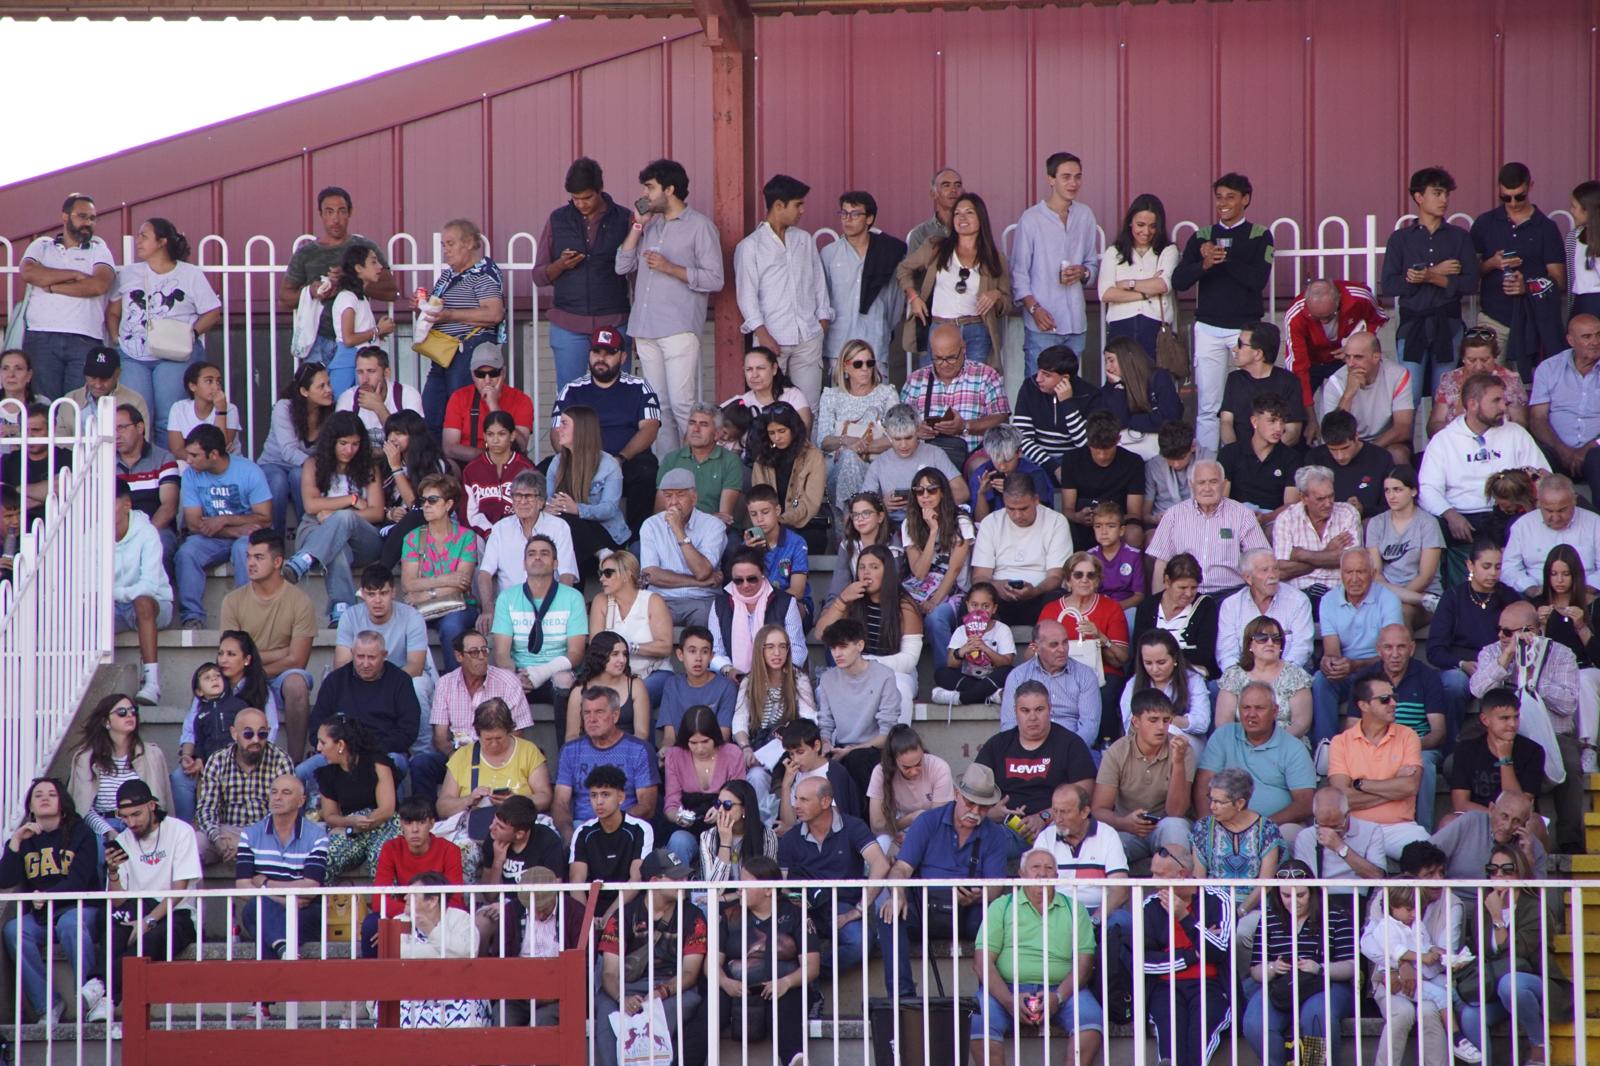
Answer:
[
  {"left": 1353, "top": 657, "right": 1447, "bottom": 740},
  {"left": 896, "top": 801, "right": 1011, "bottom": 881},
  {"left": 776, "top": 811, "right": 876, "bottom": 909},
  {"left": 1469, "top": 206, "right": 1565, "bottom": 324},
  {"left": 551, "top": 374, "right": 661, "bottom": 456}
]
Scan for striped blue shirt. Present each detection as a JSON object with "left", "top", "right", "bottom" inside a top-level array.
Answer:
[{"left": 236, "top": 814, "right": 329, "bottom": 885}]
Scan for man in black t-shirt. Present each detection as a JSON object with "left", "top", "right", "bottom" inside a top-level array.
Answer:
[
  {"left": 569, "top": 764, "right": 654, "bottom": 917},
  {"left": 975, "top": 681, "right": 1097, "bottom": 842},
  {"left": 476, "top": 795, "right": 568, "bottom": 955},
  {"left": 1304, "top": 410, "right": 1393, "bottom": 519},
  {"left": 1057, "top": 411, "right": 1146, "bottom": 550},
  {"left": 1219, "top": 320, "right": 1307, "bottom": 448},
  {"left": 1218, "top": 393, "right": 1300, "bottom": 520},
  {"left": 1444, "top": 688, "right": 1546, "bottom": 822}
]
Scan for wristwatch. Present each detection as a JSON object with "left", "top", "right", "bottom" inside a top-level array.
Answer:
[
  {"left": 1352, "top": 778, "right": 1365, "bottom": 793},
  {"left": 679, "top": 535, "right": 692, "bottom": 546},
  {"left": 1336, "top": 845, "right": 1350, "bottom": 859}
]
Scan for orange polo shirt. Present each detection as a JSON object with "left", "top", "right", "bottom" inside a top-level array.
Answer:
[{"left": 1327, "top": 721, "right": 1422, "bottom": 825}]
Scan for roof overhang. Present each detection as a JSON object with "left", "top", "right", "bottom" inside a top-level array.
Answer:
[{"left": 0, "top": 0, "right": 1185, "bottom": 18}]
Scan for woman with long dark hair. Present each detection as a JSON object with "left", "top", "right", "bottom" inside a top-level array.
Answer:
[
  {"left": 284, "top": 410, "right": 385, "bottom": 625},
  {"left": 545, "top": 404, "right": 628, "bottom": 567},
  {"left": 1097, "top": 335, "right": 1183, "bottom": 435},
  {"left": 1569, "top": 180, "right": 1600, "bottom": 321},
  {"left": 1132, "top": 552, "right": 1220, "bottom": 678},
  {"left": 68, "top": 693, "right": 172, "bottom": 845},
  {"left": 460, "top": 409, "right": 535, "bottom": 538},
  {"left": 108, "top": 216, "right": 221, "bottom": 438},
  {"left": 663, "top": 705, "right": 747, "bottom": 868},
  {"left": 697, "top": 778, "right": 777, "bottom": 885},
  {"left": 563, "top": 631, "right": 650, "bottom": 743},
  {"left": 896, "top": 192, "right": 1012, "bottom": 365},
  {"left": 1120, "top": 629, "right": 1211, "bottom": 762},
  {"left": 750, "top": 401, "right": 827, "bottom": 536},
  {"left": 824, "top": 490, "right": 900, "bottom": 606},
  {"left": 812, "top": 543, "right": 923, "bottom": 725},
  {"left": 866, "top": 724, "right": 952, "bottom": 858},
  {"left": 1099, "top": 194, "right": 1177, "bottom": 359},
  {"left": 378, "top": 408, "right": 450, "bottom": 570},
  {"left": 734, "top": 345, "right": 811, "bottom": 436},
  {"left": 259, "top": 362, "right": 335, "bottom": 533},
  {"left": 314, "top": 715, "right": 401, "bottom": 878},
  {"left": 1532, "top": 542, "right": 1600, "bottom": 770},
  {"left": 900, "top": 466, "right": 973, "bottom": 615},
  {"left": 400, "top": 471, "right": 479, "bottom": 673}
]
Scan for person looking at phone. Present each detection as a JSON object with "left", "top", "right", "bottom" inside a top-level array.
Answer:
[
  {"left": 897, "top": 323, "right": 1010, "bottom": 472},
  {"left": 616, "top": 158, "right": 724, "bottom": 454},
  {"left": 858, "top": 402, "right": 966, "bottom": 522},
  {"left": 1381, "top": 167, "right": 1480, "bottom": 405},
  {"left": 534, "top": 157, "right": 634, "bottom": 392},
  {"left": 1471, "top": 161, "right": 1568, "bottom": 377},
  {"left": 435, "top": 698, "right": 553, "bottom": 819},
  {"left": 966, "top": 423, "right": 1054, "bottom": 523},
  {"left": 967, "top": 471, "right": 1071, "bottom": 627},
  {"left": 1091, "top": 690, "right": 1193, "bottom": 865}
]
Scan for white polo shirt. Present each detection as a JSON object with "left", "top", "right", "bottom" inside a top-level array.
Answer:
[{"left": 23, "top": 235, "right": 116, "bottom": 339}]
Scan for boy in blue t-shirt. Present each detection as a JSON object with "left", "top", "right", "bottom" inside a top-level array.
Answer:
[
  {"left": 654, "top": 626, "right": 738, "bottom": 746},
  {"left": 739, "top": 484, "right": 813, "bottom": 627}
]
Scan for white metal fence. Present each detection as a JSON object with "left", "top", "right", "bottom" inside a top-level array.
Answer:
[
  {"left": 0, "top": 875, "right": 1587, "bottom": 1066},
  {"left": 0, "top": 396, "right": 116, "bottom": 842},
  {"left": 3, "top": 210, "right": 1571, "bottom": 459}
]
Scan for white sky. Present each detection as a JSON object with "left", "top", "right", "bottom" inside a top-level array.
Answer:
[{"left": 0, "top": 16, "right": 542, "bottom": 188}]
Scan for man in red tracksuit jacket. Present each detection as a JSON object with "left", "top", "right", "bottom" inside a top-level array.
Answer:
[{"left": 1282, "top": 279, "right": 1389, "bottom": 409}]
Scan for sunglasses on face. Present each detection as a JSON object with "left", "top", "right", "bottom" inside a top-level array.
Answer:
[
  {"left": 599, "top": 568, "right": 618, "bottom": 578},
  {"left": 1498, "top": 192, "right": 1529, "bottom": 204},
  {"left": 474, "top": 368, "right": 502, "bottom": 379},
  {"left": 237, "top": 728, "right": 268, "bottom": 740},
  {"left": 1070, "top": 570, "right": 1097, "bottom": 580},
  {"left": 1485, "top": 862, "right": 1517, "bottom": 875},
  {"left": 1251, "top": 632, "right": 1284, "bottom": 645},
  {"left": 913, "top": 485, "right": 940, "bottom": 497},
  {"left": 954, "top": 267, "right": 973, "bottom": 295},
  {"left": 419, "top": 495, "right": 446, "bottom": 506},
  {"left": 113, "top": 706, "right": 138, "bottom": 718},
  {"left": 850, "top": 358, "right": 876, "bottom": 369},
  {"left": 1365, "top": 694, "right": 1397, "bottom": 704},
  {"left": 1499, "top": 626, "right": 1537, "bottom": 637},
  {"left": 510, "top": 492, "right": 539, "bottom": 502},
  {"left": 1155, "top": 846, "right": 1189, "bottom": 868},
  {"left": 460, "top": 646, "right": 489, "bottom": 657},
  {"left": 714, "top": 799, "right": 742, "bottom": 810},
  {"left": 731, "top": 575, "right": 764, "bottom": 586}
]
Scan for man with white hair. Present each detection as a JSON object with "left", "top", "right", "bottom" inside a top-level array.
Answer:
[
  {"left": 1216, "top": 548, "right": 1314, "bottom": 672},
  {"left": 1315, "top": 331, "right": 1415, "bottom": 464},
  {"left": 1272, "top": 464, "right": 1363, "bottom": 606},
  {"left": 1283, "top": 278, "right": 1389, "bottom": 409},
  {"left": 1291, "top": 786, "right": 1388, "bottom": 885},
  {"left": 1527, "top": 313, "right": 1600, "bottom": 488},
  {"left": 907, "top": 167, "right": 963, "bottom": 254},
  {"left": 966, "top": 423, "right": 1055, "bottom": 522},
  {"left": 1500, "top": 473, "right": 1600, "bottom": 595},
  {"left": 1147, "top": 458, "right": 1269, "bottom": 596},
  {"left": 1311, "top": 550, "right": 1403, "bottom": 748}
]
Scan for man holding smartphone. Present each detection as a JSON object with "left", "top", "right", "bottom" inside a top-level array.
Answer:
[
  {"left": 1471, "top": 162, "right": 1568, "bottom": 378},
  {"left": 616, "top": 159, "right": 724, "bottom": 455},
  {"left": 1381, "top": 167, "right": 1480, "bottom": 405}
]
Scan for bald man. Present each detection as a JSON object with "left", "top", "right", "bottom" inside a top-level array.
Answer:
[
  {"left": 1468, "top": 601, "right": 1585, "bottom": 852},
  {"left": 1353, "top": 624, "right": 1448, "bottom": 829},
  {"left": 1528, "top": 313, "right": 1600, "bottom": 487},
  {"left": 1429, "top": 789, "right": 1548, "bottom": 884},
  {"left": 1315, "top": 332, "right": 1415, "bottom": 464},
  {"left": 998, "top": 619, "right": 1102, "bottom": 747},
  {"left": 236, "top": 773, "right": 330, "bottom": 960},
  {"left": 1283, "top": 278, "right": 1388, "bottom": 409}
]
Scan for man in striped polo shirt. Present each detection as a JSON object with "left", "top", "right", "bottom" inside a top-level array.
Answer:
[{"left": 235, "top": 774, "right": 329, "bottom": 960}]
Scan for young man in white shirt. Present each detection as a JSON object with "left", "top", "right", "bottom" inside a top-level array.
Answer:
[
  {"left": 336, "top": 347, "right": 423, "bottom": 447},
  {"left": 19, "top": 193, "right": 116, "bottom": 397}
]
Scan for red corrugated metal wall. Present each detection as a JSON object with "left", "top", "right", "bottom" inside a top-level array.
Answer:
[{"left": 3, "top": 0, "right": 1598, "bottom": 287}]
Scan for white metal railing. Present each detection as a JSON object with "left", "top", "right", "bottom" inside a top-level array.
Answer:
[
  {"left": 0, "top": 396, "right": 116, "bottom": 838},
  {"left": 0, "top": 874, "right": 1587, "bottom": 1066}
]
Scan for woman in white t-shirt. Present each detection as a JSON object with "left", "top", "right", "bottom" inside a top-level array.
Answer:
[
  {"left": 733, "top": 346, "right": 811, "bottom": 448},
  {"left": 108, "top": 219, "right": 222, "bottom": 440},
  {"left": 329, "top": 243, "right": 395, "bottom": 399},
  {"left": 1098, "top": 194, "right": 1179, "bottom": 361},
  {"left": 166, "top": 361, "right": 241, "bottom": 461}
]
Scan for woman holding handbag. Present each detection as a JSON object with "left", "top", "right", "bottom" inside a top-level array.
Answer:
[
  {"left": 415, "top": 219, "right": 505, "bottom": 441},
  {"left": 1098, "top": 194, "right": 1179, "bottom": 362},
  {"left": 108, "top": 218, "right": 221, "bottom": 440}
]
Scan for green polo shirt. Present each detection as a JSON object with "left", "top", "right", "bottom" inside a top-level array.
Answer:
[
  {"left": 975, "top": 890, "right": 1095, "bottom": 986},
  {"left": 657, "top": 443, "right": 744, "bottom": 516}
]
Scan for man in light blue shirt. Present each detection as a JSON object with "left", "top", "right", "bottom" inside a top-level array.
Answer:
[
  {"left": 1310, "top": 549, "right": 1403, "bottom": 747},
  {"left": 998, "top": 619, "right": 1101, "bottom": 749},
  {"left": 1527, "top": 314, "right": 1600, "bottom": 489},
  {"left": 639, "top": 468, "right": 727, "bottom": 628},
  {"left": 1195, "top": 682, "right": 1316, "bottom": 830},
  {"left": 1011, "top": 153, "right": 1099, "bottom": 376},
  {"left": 174, "top": 423, "right": 272, "bottom": 627}
]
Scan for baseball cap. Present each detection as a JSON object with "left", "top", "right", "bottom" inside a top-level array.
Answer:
[
  {"left": 470, "top": 344, "right": 505, "bottom": 372},
  {"left": 659, "top": 468, "right": 697, "bottom": 492},
  {"left": 115, "top": 778, "right": 160, "bottom": 810},
  {"left": 590, "top": 327, "right": 624, "bottom": 352},
  {"left": 85, "top": 346, "right": 121, "bottom": 379},
  {"left": 639, "top": 848, "right": 691, "bottom": 881}
]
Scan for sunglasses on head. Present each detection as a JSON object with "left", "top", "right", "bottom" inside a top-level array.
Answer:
[
  {"left": 237, "top": 728, "right": 268, "bottom": 740},
  {"left": 954, "top": 266, "right": 973, "bottom": 295},
  {"left": 1499, "top": 192, "right": 1529, "bottom": 204},
  {"left": 1485, "top": 862, "right": 1517, "bottom": 875},
  {"left": 474, "top": 368, "right": 502, "bottom": 379},
  {"left": 850, "top": 358, "right": 876, "bottom": 369},
  {"left": 1464, "top": 327, "right": 1498, "bottom": 340}
]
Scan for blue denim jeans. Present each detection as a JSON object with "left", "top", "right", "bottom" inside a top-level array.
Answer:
[
  {"left": 1309, "top": 672, "right": 1354, "bottom": 750},
  {"left": 1022, "top": 326, "right": 1086, "bottom": 378},
  {"left": 120, "top": 341, "right": 206, "bottom": 440},
  {"left": 173, "top": 532, "right": 251, "bottom": 624},
  {"left": 170, "top": 765, "right": 199, "bottom": 824},
  {"left": 1458, "top": 971, "right": 1549, "bottom": 1064},
  {"left": 549, "top": 322, "right": 612, "bottom": 394},
  {"left": 1396, "top": 320, "right": 1465, "bottom": 406},
  {"left": 239, "top": 896, "right": 324, "bottom": 959},
  {"left": 1, "top": 907, "right": 98, "bottom": 1016},
  {"left": 261, "top": 461, "right": 306, "bottom": 535},
  {"left": 327, "top": 343, "right": 360, "bottom": 399},
  {"left": 1240, "top": 981, "right": 1355, "bottom": 1066},
  {"left": 432, "top": 606, "right": 480, "bottom": 675},
  {"left": 1106, "top": 315, "right": 1163, "bottom": 362},
  {"left": 421, "top": 333, "right": 494, "bottom": 443},
  {"left": 920, "top": 320, "right": 992, "bottom": 367},
  {"left": 970, "top": 982, "right": 1104, "bottom": 1040},
  {"left": 23, "top": 330, "right": 98, "bottom": 399}
]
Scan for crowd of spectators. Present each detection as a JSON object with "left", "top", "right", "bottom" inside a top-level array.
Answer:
[{"left": 2, "top": 155, "right": 1596, "bottom": 1064}]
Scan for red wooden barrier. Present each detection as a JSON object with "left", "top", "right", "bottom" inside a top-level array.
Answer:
[{"left": 120, "top": 885, "right": 600, "bottom": 1066}]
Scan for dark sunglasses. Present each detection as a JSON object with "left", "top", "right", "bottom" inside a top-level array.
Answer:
[
  {"left": 1485, "top": 862, "right": 1517, "bottom": 875},
  {"left": 1464, "top": 327, "right": 1498, "bottom": 340},
  {"left": 1365, "top": 694, "right": 1397, "bottom": 704},
  {"left": 1498, "top": 626, "right": 1536, "bottom": 637},
  {"left": 912, "top": 485, "right": 941, "bottom": 496},
  {"left": 731, "top": 575, "right": 764, "bottom": 586},
  {"left": 1070, "top": 569, "right": 1098, "bottom": 580},
  {"left": 1251, "top": 632, "right": 1284, "bottom": 645},
  {"left": 112, "top": 706, "right": 138, "bottom": 718},
  {"left": 1498, "top": 192, "right": 1529, "bottom": 204},
  {"left": 849, "top": 358, "right": 876, "bottom": 370},
  {"left": 510, "top": 492, "right": 539, "bottom": 502},
  {"left": 714, "top": 799, "right": 742, "bottom": 810},
  {"left": 237, "top": 728, "right": 268, "bottom": 740},
  {"left": 599, "top": 568, "right": 619, "bottom": 578},
  {"left": 474, "top": 368, "right": 503, "bottom": 379},
  {"left": 954, "top": 266, "right": 973, "bottom": 295},
  {"left": 459, "top": 646, "right": 489, "bottom": 657},
  {"left": 419, "top": 495, "right": 446, "bottom": 506}
]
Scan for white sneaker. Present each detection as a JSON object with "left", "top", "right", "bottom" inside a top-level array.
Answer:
[
  {"left": 1454, "top": 1038, "right": 1484, "bottom": 1063},
  {"left": 46, "top": 999, "right": 63, "bottom": 1027},
  {"left": 985, "top": 689, "right": 1003, "bottom": 705},
  {"left": 135, "top": 678, "right": 160, "bottom": 706},
  {"left": 86, "top": 996, "right": 111, "bottom": 1023},
  {"left": 930, "top": 687, "right": 960, "bottom": 705},
  {"left": 79, "top": 977, "right": 106, "bottom": 1019},
  {"left": 108, "top": 1022, "right": 122, "bottom": 1041}
]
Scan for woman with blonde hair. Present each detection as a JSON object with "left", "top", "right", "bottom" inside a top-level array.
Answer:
[
  {"left": 588, "top": 548, "right": 674, "bottom": 704},
  {"left": 814, "top": 339, "right": 899, "bottom": 521},
  {"left": 731, "top": 624, "right": 816, "bottom": 821}
]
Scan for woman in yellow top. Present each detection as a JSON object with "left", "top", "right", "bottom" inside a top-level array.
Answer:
[{"left": 436, "top": 699, "right": 553, "bottom": 819}]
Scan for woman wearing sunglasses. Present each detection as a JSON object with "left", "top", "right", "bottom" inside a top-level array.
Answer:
[
  {"left": 588, "top": 549, "right": 674, "bottom": 706},
  {"left": 710, "top": 549, "right": 810, "bottom": 685},
  {"left": 1240, "top": 859, "right": 1358, "bottom": 1066},
  {"left": 814, "top": 339, "right": 898, "bottom": 524},
  {"left": 1455, "top": 844, "right": 1571, "bottom": 1066},
  {"left": 698, "top": 779, "right": 775, "bottom": 886},
  {"left": 68, "top": 693, "right": 172, "bottom": 850},
  {"left": 895, "top": 192, "right": 1012, "bottom": 366},
  {"left": 900, "top": 467, "right": 974, "bottom": 618},
  {"left": 663, "top": 706, "right": 748, "bottom": 869},
  {"left": 1214, "top": 616, "right": 1313, "bottom": 745},
  {"left": 399, "top": 471, "right": 480, "bottom": 674}
]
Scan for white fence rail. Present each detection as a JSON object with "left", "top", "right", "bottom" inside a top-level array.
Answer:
[
  {"left": 0, "top": 396, "right": 116, "bottom": 840},
  {"left": 0, "top": 875, "right": 1586, "bottom": 1066},
  {"left": 3, "top": 210, "right": 1570, "bottom": 458}
]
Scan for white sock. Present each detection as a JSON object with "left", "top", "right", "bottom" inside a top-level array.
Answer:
[{"left": 143, "top": 663, "right": 158, "bottom": 686}]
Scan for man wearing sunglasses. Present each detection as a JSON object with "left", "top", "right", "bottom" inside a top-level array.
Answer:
[
  {"left": 1326, "top": 677, "right": 1430, "bottom": 863},
  {"left": 821, "top": 190, "right": 906, "bottom": 372},
  {"left": 1471, "top": 162, "right": 1568, "bottom": 377},
  {"left": 194, "top": 707, "right": 293, "bottom": 866},
  {"left": 1380, "top": 167, "right": 1479, "bottom": 406},
  {"left": 440, "top": 345, "right": 533, "bottom": 465}
]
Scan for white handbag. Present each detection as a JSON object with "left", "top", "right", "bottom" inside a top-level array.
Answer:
[{"left": 146, "top": 317, "right": 195, "bottom": 361}]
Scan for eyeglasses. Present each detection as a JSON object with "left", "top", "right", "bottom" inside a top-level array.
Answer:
[
  {"left": 912, "top": 485, "right": 941, "bottom": 497},
  {"left": 1498, "top": 192, "right": 1529, "bottom": 204},
  {"left": 510, "top": 492, "right": 539, "bottom": 502},
  {"left": 1279, "top": 868, "right": 1311, "bottom": 880},
  {"left": 1070, "top": 570, "right": 1098, "bottom": 580},
  {"left": 714, "top": 799, "right": 742, "bottom": 810},
  {"left": 1155, "top": 846, "right": 1189, "bottom": 868},
  {"left": 1498, "top": 626, "right": 1537, "bottom": 637},
  {"left": 112, "top": 706, "right": 138, "bottom": 718},
  {"left": 599, "top": 568, "right": 619, "bottom": 578},
  {"left": 460, "top": 646, "right": 489, "bottom": 657},
  {"left": 237, "top": 729, "right": 267, "bottom": 740},
  {"left": 474, "top": 368, "right": 503, "bottom": 379},
  {"left": 731, "top": 575, "right": 764, "bottom": 586},
  {"left": 850, "top": 509, "right": 878, "bottom": 520},
  {"left": 1485, "top": 862, "right": 1518, "bottom": 875},
  {"left": 1251, "top": 632, "right": 1284, "bottom": 645},
  {"left": 849, "top": 359, "right": 876, "bottom": 370},
  {"left": 954, "top": 267, "right": 972, "bottom": 295},
  {"left": 1208, "top": 795, "right": 1237, "bottom": 807},
  {"left": 838, "top": 209, "right": 867, "bottom": 220},
  {"left": 419, "top": 495, "right": 446, "bottom": 506}
]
